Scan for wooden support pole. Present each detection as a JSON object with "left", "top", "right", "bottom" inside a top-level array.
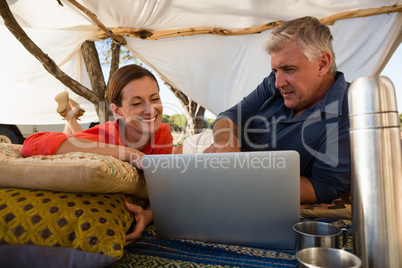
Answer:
[
  {"left": 96, "top": 4, "right": 402, "bottom": 40},
  {"left": 65, "top": 0, "right": 127, "bottom": 45}
]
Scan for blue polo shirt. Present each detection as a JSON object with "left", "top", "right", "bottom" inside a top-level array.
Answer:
[{"left": 216, "top": 71, "right": 351, "bottom": 203}]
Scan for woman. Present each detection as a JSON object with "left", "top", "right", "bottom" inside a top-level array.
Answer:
[{"left": 21, "top": 64, "right": 174, "bottom": 245}]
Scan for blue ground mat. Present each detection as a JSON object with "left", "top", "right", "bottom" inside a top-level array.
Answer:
[{"left": 109, "top": 218, "right": 352, "bottom": 268}]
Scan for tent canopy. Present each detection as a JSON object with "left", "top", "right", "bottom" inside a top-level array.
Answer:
[{"left": 1, "top": 0, "right": 401, "bottom": 124}]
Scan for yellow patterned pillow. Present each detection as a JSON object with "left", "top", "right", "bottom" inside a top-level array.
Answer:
[
  {"left": 0, "top": 187, "right": 146, "bottom": 267},
  {"left": 0, "top": 143, "right": 148, "bottom": 199}
]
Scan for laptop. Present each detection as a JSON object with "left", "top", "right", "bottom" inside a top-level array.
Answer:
[{"left": 141, "top": 150, "right": 300, "bottom": 249}]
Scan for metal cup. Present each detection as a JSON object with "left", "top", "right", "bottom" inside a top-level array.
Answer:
[
  {"left": 293, "top": 222, "right": 348, "bottom": 252},
  {"left": 296, "top": 247, "right": 362, "bottom": 268}
]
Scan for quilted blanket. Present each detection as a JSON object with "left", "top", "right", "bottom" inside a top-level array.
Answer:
[{"left": 109, "top": 218, "right": 352, "bottom": 268}]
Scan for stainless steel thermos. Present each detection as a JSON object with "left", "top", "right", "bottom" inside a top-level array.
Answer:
[{"left": 348, "top": 76, "right": 402, "bottom": 267}]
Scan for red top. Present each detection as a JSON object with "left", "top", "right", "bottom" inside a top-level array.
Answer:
[{"left": 21, "top": 120, "right": 173, "bottom": 157}]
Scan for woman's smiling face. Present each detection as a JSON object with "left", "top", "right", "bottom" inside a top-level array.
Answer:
[{"left": 112, "top": 76, "right": 163, "bottom": 138}]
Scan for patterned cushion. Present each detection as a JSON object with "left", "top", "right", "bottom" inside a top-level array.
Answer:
[
  {"left": 0, "top": 187, "right": 147, "bottom": 267},
  {"left": 0, "top": 143, "right": 148, "bottom": 199}
]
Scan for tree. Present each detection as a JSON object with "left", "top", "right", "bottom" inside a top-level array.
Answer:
[
  {"left": 161, "top": 114, "right": 170, "bottom": 124},
  {"left": 96, "top": 38, "right": 142, "bottom": 66},
  {"left": 203, "top": 118, "right": 215, "bottom": 129},
  {"left": 168, "top": 114, "right": 187, "bottom": 132},
  {"left": 164, "top": 82, "right": 205, "bottom": 136},
  {"left": 399, "top": 113, "right": 402, "bottom": 131}
]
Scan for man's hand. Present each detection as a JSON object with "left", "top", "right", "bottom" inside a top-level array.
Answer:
[
  {"left": 204, "top": 118, "right": 240, "bottom": 153},
  {"left": 124, "top": 202, "right": 153, "bottom": 246},
  {"left": 203, "top": 143, "right": 240, "bottom": 153}
]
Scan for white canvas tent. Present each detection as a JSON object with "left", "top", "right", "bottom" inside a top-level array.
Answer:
[{"left": 0, "top": 0, "right": 401, "bottom": 125}]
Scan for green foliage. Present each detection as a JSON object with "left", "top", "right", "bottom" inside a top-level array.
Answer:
[
  {"left": 399, "top": 113, "right": 402, "bottom": 131},
  {"left": 167, "top": 114, "right": 187, "bottom": 132},
  {"left": 162, "top": 114, "right": 170, "bottom": 124},
  {"left": 163, "top": 114, "right": 214, "bottom": 131},
  {"left": 203, "top": 118, "right": 215, "bottom": 129}
]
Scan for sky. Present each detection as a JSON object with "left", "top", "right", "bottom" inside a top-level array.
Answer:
[
  {"left": 160, "top": 43, "right": 402, "bottom": 117},
  {"left": 380, "top": 43, "right": 402, "bottom": 114}
]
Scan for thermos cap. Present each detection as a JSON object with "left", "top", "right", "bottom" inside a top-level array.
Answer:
[{"left": 348, "top": 76, "right": 399, "bottom": 129}]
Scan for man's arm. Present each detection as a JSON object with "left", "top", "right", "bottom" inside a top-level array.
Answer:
[
  {"left": 205, "top": 121, "right": 318, "bottom": 203},
  {"left": 300, "top": 176, "right": 317, "bottom": 204},
  {"left": 306, "top": 115, "right": 351, "bottom": 204},
  {"left": 204, "top": 74, "right": 277, "bottom": 154},
  {"left": 203, "top": 118, "right": 241, "bottom": 153}
]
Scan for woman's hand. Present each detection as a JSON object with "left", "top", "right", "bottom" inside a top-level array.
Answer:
[
  {"left": 128, "top": 150, "right": 145, "bottom": 169},
  {"left": 124, "top": 201, "right": 153, "bottom": 246}
]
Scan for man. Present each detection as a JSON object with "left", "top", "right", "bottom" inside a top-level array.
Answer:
[{"left": 204, "top": 16, "right": 351, "bottom": 204}]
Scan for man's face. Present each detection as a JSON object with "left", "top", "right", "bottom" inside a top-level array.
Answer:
[{"left": 270, "top": 41, "right": 329, "bottom": 115}]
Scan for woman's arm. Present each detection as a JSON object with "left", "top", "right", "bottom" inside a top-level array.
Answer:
[{"left": 56, "top": 137, "right": 144, "bottom": 169}]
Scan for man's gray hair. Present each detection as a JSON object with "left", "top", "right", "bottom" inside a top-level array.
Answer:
[{"left": 265, "top": 16, "right": 337, "bottom": 74}]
